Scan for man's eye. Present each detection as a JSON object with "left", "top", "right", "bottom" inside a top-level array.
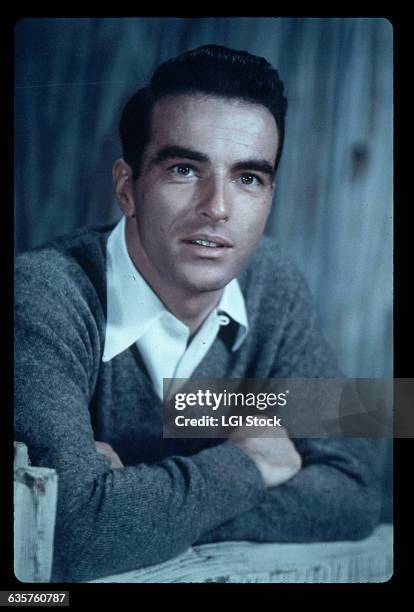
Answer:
[
  {"left": 171, "top": 165, "right": 194, "bottom": 177},
  {"left": 240, "top": 174, "right": 261, "bottom": 186}
]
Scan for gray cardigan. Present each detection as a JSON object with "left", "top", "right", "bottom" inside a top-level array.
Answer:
[{"left": 14, "top": 224, "right": 386, "bottom": 582}]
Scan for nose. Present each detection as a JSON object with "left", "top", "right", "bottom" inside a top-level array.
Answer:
[{"left": 196, "top": 175, "right": 230, "bottom": 223}]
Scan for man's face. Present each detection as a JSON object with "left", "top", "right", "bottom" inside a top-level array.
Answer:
[{"left": 127, "top": 94, "right": 279, "bottom": 297}]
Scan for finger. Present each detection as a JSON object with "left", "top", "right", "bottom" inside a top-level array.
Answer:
[
  {"left": 95, "top": 441, "right": 124, "bottom": 468},
  {"left": 231, "top": 424, "right": 290, "bottom": 441}
]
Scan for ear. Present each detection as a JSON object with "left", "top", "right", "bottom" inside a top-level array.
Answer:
[{"left": 112, "top": 159, "right": 136, "bottom": 218}]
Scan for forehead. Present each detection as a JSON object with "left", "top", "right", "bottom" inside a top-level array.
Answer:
[{"left": 147, "top": 94, "right": 279, "bottom": 163}]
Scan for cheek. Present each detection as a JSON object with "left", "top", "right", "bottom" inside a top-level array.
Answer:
[
  {"left": 135, "top": 189, "right": 167, "bottom": 230},
  {"left": 163, "top": 195, "right": 200, "bottom": 240},
  {"left": 157, "top": 183, "right": 197, "bottom": 213},
  {"left": 136, "top": 200, "right": 183, "bottom": 250},
  {"left": 237, "top": 199, "right": 271, "bottom": 243},
  {"left": 143, "top": 183, "right": 194, "bottom": 221}
]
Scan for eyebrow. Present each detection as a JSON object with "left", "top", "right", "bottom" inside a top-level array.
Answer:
[
  {"left": 150, "top": 146, "right": 209, "bottom": 165},
  {"left": 150, "top": 145, "right": 275, "bottom": 177},
  {"left": 232, "top": 159, "right": 275, "bottom": 177}
]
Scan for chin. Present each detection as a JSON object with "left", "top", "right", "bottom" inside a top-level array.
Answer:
[{"left": 182, "top": 273, "right": 232, "bottom": 294}]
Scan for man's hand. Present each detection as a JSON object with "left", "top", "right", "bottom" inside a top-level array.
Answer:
[
  {"left": 231, "top": 426, "right": 302, "bottom": 488},
  {"left": 95, "top": 441, "right": 124, "bottom": 469}
]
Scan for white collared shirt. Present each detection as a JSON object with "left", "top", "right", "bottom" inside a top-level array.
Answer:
[{"left": 103, "top": 216, "right": 249, "bottom": 399}]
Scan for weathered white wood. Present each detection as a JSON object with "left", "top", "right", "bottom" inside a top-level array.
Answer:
[
  {"left": 90, "top": 524, "right": 392, "bottom": 583},
  {"left": 14, "top": 456, "right": 58, "bottom": 583},
  {"left": 14, "top": 441, "right": 30, "bottom": 469}
]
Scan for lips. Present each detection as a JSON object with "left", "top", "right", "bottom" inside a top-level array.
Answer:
[{"left": 183, "top": 234, "right": 233, "bottom": 248}]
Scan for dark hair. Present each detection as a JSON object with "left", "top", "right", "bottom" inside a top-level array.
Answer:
[{"left": 120, "top": 44, "right": 288, "bottom": 180}]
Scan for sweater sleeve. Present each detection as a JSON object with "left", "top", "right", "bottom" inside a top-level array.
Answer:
[
  {"left": 196, "top": 437, "right": 385, "bottom": 546},
  {"left": 197, "top": 265, "right": 386, "bottom": 546},
  {"left": 14, "top": 252, "right": 266, "bottom": 582}
]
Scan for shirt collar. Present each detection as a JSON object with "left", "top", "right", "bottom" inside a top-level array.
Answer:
[
  {"left": 216, "top": 273, "right": 249, "bottom": 351},
  {"left": 103, "top": 216, "right": 249, "bottom": 362}
]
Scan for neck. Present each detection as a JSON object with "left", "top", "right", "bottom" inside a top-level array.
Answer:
[
  {"left": 160, "top": 290, "right": 223, "bottom": 335},
  {"left": 125, "top": 223, "right": 223, "bottom": 335}
]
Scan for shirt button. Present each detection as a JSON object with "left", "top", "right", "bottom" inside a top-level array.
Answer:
[{"left": 218, "top": 313, "right": 230, "bottom": 326}]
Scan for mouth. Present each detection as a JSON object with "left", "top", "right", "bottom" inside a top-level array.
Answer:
[{"left": 183, "top": 234, "right": 233, "bottom": 249}]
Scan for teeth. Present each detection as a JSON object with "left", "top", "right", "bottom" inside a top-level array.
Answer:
[{"left": 191, "top": 239, "right": 223, "bottom": 248}]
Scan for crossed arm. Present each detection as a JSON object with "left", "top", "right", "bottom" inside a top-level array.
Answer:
[
  {"left": 97, "top": 426, "right": 303, "bottom": 488},
  {"left": 96, "top": 434, "right": 385, "bottom": 549}
]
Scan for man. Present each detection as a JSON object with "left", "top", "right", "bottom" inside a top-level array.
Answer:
[{"left": 14, "top": 45, "right": 385, "bottom": 582}]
